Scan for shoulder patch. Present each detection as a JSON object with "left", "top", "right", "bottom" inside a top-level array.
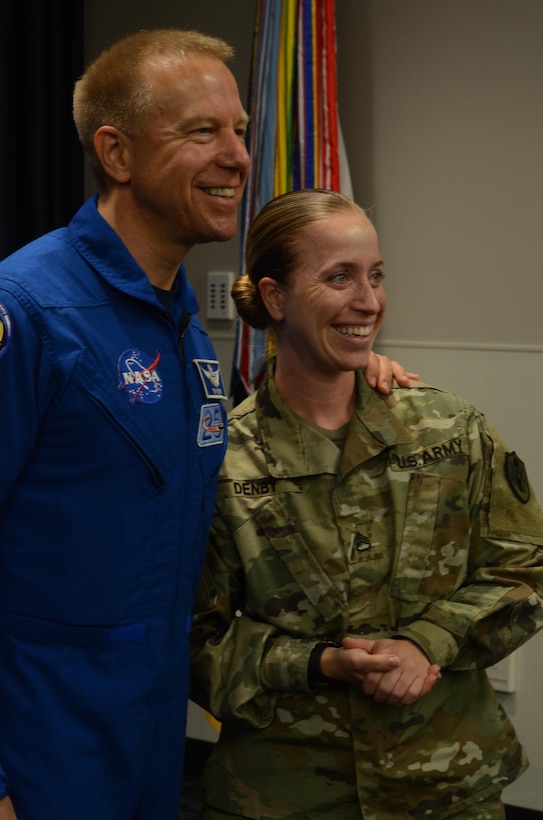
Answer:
[
  {"left": 0, "top": 302, "right": 13, "bottom": 359},
  {"left": 504, "top": 451, "right": 530, "bottom": 504}
]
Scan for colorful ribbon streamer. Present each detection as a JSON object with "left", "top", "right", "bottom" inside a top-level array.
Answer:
[{"left": 231, "top": 0, "right": 342, "bottom": 401}]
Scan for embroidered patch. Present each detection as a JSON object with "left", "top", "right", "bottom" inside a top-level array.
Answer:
[
  {"left": 351, "top": 533, "right": 371, "bottom": 553},
  {"left": 504, "top": 451, "right": 530, "bottom": 504},
  {"left": 117, "top": 349, "right": 164, "bottom": 405},
  {"left": 389, "top": 438, "right": 464, "bottom": 470},
  {"left": 194, "top": 359, "right": 227, "bottom": 400},
  {"left": 0, "top": 302, "right": 13, "bottom": 360},
  {"left": 197, "top": 403, "right": 225, "bottom": 447}
]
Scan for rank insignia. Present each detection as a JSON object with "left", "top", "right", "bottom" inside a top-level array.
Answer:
[{"left": 504, "top": 451, "right": 530, "bottom": 504}]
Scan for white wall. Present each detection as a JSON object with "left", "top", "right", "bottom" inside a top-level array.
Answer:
[{"left": 84, "top": 0, "right": 543, "bottom": 809}]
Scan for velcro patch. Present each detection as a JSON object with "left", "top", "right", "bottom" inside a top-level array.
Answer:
[
  {"left": 197, "top": 403, "right": 225, "bottom": 447},
  {"left": 194, "top": 359, "right": 227, "bottom": 400},
  {"left": 504, "top": 451, "right": 530, "bottom": 504},
  {"left": 117, "top": 348, "right": 164, "bottom": 405}
]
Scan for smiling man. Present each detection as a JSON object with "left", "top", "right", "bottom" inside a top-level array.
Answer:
[{"left": 0, "top": 29, "right": 249, "bottom": 820}]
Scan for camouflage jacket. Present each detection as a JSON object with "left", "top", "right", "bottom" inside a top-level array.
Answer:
[{"left": 190, "top": 362, "right": 543, "bottom": 819}]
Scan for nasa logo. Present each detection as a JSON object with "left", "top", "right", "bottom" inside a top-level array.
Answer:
[{"left": 117, "top": 349, "right": 164, "bottom": 405}]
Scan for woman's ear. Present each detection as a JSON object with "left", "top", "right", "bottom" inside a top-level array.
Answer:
[
  {"left": 258, "top": 277, "right": 285, "bottom": 322},
  {"left": 93, "top": 126, "right": 132, "bottom": 184}
]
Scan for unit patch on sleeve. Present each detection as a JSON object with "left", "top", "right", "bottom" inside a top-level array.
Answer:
[
  {"left": 0, "top": 302, "right": 13, "bottom": 360},
  {"left": 194, "top": 359, "right": 227, "bottom": 400},
  {"left": 504, "top": 451, "right": 530, "bottom": 504}
]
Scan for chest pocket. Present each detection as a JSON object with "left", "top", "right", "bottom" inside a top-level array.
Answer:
[
  {"left": 253, "top": 495, "right": 348, "bottom": 623},
  {"left": 390, "top": 471, "right": 470, "bottom": 602},
  {"left": 69, "top": 347, "right": 175, "bottom": 484}
]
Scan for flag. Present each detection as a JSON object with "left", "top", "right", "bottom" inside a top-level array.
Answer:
[{"left": 231, "top": 0, "right": 348, "bottom": 403}]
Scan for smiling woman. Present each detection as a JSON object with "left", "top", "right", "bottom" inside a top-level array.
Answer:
[
  {"left": 189, "top": 189, "right": 543, "bottom": 820},
  {"left": 233, "top": 188, "right": 386, "bottom": 429},
  {"left": 257, "top": 209, "right": 385, "bottom": 425}
]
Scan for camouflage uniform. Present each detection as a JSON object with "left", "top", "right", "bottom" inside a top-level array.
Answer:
[{"left": 190, "top": 360, "right": 543, "bottom": 819}]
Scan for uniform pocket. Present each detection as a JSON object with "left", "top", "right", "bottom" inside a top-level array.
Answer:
[
  {"left": 253, "top": 496, "right": 348, "bottom": 625},
  {"left": 0, "top": 611, "right": 146, "bottom": 647},
  {"left": 391, "top": 472, "right": 470, "bottom": 602},
  {"left": 69, "top": 347, "right": 174, "bottom": 486}
]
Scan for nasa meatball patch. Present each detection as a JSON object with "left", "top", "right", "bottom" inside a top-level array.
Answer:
[{"left": 117, "top": 349, "right": 164, "bottom": 405}]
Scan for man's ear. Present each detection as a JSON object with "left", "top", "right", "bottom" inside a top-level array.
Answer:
[
  {"left": 93, "top": 126, "right": 132, "bottom": 184},
  {"left": 258, "top": 277, "right": 285, "bottom": 322}
]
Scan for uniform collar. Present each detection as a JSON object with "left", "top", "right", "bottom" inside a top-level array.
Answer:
[
  {"left": 339, "top": 371, "right": 415, "bottom": 478},
  {"left": 254, "top": 359, "right": 415, "bottom": 479},
  {"left": 68, "top": 196, "right": 199, "bottom": 316}
]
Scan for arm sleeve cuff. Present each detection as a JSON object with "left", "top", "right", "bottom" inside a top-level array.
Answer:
[
  {"left": 260, "top": 636, "right": 326, "bottom": 692},
  {"left": 394, "top": 620, "right": 460, "bottom": 667}
]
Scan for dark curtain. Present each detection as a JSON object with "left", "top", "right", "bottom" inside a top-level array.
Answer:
[{"left": 0, "top": 0, "right": 85, "bottom": 260}]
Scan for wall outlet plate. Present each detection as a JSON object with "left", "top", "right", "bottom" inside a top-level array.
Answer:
[{"left": 487, "top": 654, "right": 517, "bottom": 693}]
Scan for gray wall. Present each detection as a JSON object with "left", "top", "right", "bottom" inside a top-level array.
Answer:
[
  {"left": 84, "top": 1, "right": 543, "bottom": 810},
  {"left": 335, "top": 3, "right": 543, "bottom": 811},
  {"left": 337, "top": 0, "right": 543, "bottom": 347}
]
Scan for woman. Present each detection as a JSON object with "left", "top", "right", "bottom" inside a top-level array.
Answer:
[{"left": 190, "top": 189, "right": 543, "bottom": 819}]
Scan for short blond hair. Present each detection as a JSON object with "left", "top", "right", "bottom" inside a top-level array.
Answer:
[{"left": 73, "top": 28, "right": 234, "bottom": 183}]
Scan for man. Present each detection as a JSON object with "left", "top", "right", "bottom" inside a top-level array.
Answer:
[
  {"left": 0, "top": 28, "right": 249, "bottom": 820},
  {"left": 0, "top": 29, "right": 407, "bottom": 820}
]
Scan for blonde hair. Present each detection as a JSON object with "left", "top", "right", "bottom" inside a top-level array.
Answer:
[
  {"left": 73, "top": 28, "right": 234, "bottom": 184},
  {"left": 233, "top": 189, "right": 366, "bottom": 330}
]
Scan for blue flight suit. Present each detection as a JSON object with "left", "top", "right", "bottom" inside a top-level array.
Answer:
[{"left": 0, "top": 196, "right": 227, "bottom": 818}]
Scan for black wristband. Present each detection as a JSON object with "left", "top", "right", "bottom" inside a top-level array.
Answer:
[{"left": 307, "top": 641, "right": 342, "bottom": 689}]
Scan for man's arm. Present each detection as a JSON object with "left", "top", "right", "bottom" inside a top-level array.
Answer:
[{"left": 0, "top": 290, "right": 54, "bottom": 817}]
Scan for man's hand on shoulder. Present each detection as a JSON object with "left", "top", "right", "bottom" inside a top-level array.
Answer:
[{"left": 365, "top": 352, "right": 419, "bottom": 394}]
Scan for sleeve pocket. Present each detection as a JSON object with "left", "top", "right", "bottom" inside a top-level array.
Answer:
[{"left": 391, "top": 472, "right": 470, "bottom": 602}]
